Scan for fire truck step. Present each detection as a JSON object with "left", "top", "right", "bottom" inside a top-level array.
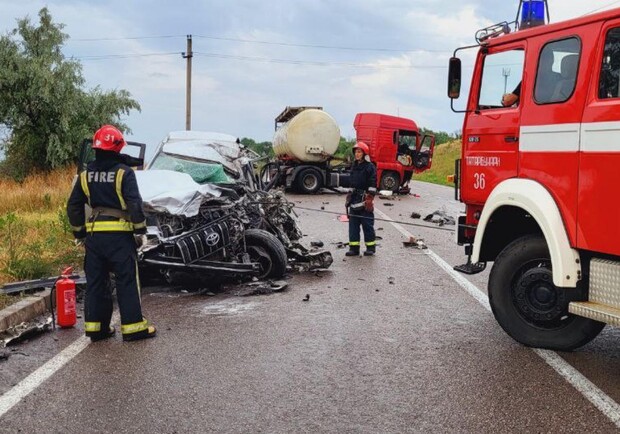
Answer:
[{"left": 568, "top": 302, "right": 620, "bottom": 326}]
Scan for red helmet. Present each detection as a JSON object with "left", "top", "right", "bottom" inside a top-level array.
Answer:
[
  {"left": 353, "top": 141, "right": 369, "bottom": 155},
  {"left": 92, "top": 125, "right": 126, "bottom": 152}
]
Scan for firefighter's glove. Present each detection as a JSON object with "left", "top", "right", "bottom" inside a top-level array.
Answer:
[
  {"left": 74, "top": 238, "right": 85, "bottom": 247},
  {"left": 364, "top": 193, "right": 374, "bottom": 212},
  {"left": 134, "top": 234, "right": 148, "bottom": 248}
]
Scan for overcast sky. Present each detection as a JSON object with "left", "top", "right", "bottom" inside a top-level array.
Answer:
[{"left": 2, "top": 0, "right": 620, "bottom": 157}]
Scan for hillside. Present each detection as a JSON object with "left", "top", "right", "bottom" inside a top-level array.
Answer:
[{"left": 412, "top": 139, "right": 461, "bottom": 186}]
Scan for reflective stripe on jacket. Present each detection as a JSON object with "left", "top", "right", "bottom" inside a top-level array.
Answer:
[{"left": 67, "top": 154, "right": 147, "bottom": 237}]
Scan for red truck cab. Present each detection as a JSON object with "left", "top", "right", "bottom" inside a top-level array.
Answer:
[{"left": 354, "top": 113, "right": 435, "bottom": 192}]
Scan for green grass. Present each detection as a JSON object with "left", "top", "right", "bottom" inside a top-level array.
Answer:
[{"left": 413, "top": 140, "right": 461, "bottom": 186}]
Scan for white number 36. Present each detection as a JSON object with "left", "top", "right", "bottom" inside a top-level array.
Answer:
[{"left": 473, "top": 173, "right": 486, "bottom": 190}]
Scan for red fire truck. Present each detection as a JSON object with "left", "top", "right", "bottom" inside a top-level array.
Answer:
[{"left": 449, "top": 1, "right": 620, "bottom": 350}]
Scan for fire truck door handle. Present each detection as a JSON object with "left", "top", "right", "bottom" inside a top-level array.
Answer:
[{"left": 505, "top": 136, "right": 519, "bottom": 143}]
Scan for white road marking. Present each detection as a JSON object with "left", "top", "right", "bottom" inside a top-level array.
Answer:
[
  {"left": 376, "top": 208, "right": 620, "bottom": 428},
  {"left": 0, "top": 336, "right": 90, "bottom": 418}
]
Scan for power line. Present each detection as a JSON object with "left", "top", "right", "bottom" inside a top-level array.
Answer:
[
  {"left": 71, "top": 35, "right": 185, "bottom": 42},
  {"left": 193, "top": 34, "right": 451, "bottom": 53},
  {"left": 68, "top": 33, "right": 451, "bottom": 54},
  {"left": 582, "top": 0, "right": 620, "bottom": 16},
  {"left": 193, "top": 51, "right": 449, "bottom": 69},
  {"left": 73, "top": 52, "right": 181, "bottom": 61}
]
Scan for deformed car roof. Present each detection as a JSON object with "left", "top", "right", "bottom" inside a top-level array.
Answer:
[{"left": 147, "top": 131, "right": 242, "bottom": 175}]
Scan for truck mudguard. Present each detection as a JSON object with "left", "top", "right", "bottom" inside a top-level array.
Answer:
[{"left": 472, "top": 178, "right": 581, "bottom": 288}]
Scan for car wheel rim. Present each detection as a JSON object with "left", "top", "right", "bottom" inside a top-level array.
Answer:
[
  {"left": 511, "top": 260, "right": 569, "bottom": 329},
  {"left": 303, "top": 175, "right": 318, "bottom": 190},
  {"left": 383, "top": 175, "right": 397, "bottom": 190}
]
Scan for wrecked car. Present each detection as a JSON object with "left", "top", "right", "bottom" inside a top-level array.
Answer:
[{"left": 78, "top": 131, "right": 333, "bottom": 284}]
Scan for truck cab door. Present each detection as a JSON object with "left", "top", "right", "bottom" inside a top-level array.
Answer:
[
  {"left": 461, "top": 46, "right": 524, "bottom": 205},
  {"left": 579, "top": 22, "right": 620, "bottom": 256},
  {"left": 413, "top": 134, "right": 435, "bottom": 172},
  {"left": 77, "top": 139, "right": 146, "bottom": 173}
]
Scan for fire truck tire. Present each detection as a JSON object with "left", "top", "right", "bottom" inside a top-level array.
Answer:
[
  {"left": 488, "top": 234, "right": 605, "bottom": 351},
  {"left": 295, "top": 168, "right": 323, "bottom": 194},
  {"left": 379, "top": 171, "right": 400, "bottom": 192},
  {"left": 245, "top": 229, "right": 288, "bottom": 279}
]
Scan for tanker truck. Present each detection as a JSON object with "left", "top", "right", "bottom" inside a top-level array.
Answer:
[{"left": 260, "top": 106, "right": 435, "bottom": 194}]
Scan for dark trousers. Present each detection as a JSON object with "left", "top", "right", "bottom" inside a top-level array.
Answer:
[
  {"left": 348, "top": 209, "right": 376, "bottom": 249},
  {"left": 84, "top": 232, "right": 143, "bottom": 336}
]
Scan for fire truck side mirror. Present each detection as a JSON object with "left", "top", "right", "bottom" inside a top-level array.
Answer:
[{"left": 448, "top": 57, "right": 462, "bottom": 99}]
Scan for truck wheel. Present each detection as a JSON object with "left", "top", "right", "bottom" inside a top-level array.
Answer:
[
  {"left": 379, "top": 171, "right": 400, "bottom": 192},
  {"left": 488, "top": 234, "right": 604, "bottom": 351},
  {"left": 296, "top": 168, "right": 322, "bottom": 194},
  {"left": 245, "top": 229, "right": 288, "bottom": 279}
]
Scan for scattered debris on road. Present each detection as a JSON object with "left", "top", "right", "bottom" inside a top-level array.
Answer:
[
  {"left": 403, "top": 236, "right": 428, "bottom": 249},
  {"left": 423, "top": 210, "right": 456, "bottom": 226},
  {"left": 234, "top": 280, "right": 288, "bottom": 296},
  {"left": 410, "top": 212, "right": 421, "bottom": 219},
  {"left": 303, "top": 294, "right": 310, "bottom": 301},
  {"left": 1, "top": 316, "right": 52, "bottom": 347},
  {"left": 310, "top": 241, "right": 324, "bottom": 248},
  {"left": 383, "top": 203, "right": 394, "bottom": 207},
  {"left": 388, "top": 277, "right": 395, "bottom": 285}
]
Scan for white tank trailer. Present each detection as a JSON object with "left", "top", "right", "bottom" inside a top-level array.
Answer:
[
  {"left": 264, "top": 106, "right": 351, "bottom": 194},
  {"left": 272, "top": 108, "right": 341, "bottom": 163}
]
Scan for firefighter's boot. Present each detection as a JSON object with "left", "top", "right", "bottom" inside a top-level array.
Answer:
[
  {"left": 345, "top": 245, "right": 360, "bottom": 256},
  {"left": 89, "top": 326, "right": 116, "bottom": 343},
  {"left": 364, "top": 244, "right": 376, "bottom": 256},
  {"left": 123, "top": 325, "right": 157, "bottom": 342}
]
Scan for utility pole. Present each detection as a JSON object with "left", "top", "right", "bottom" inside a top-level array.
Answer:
[
  {"left": 182, "top": 35, "right": 193, "bottom": 130},
  {"left": 502, "top": 67, "right": 511, "bottom": 94}
]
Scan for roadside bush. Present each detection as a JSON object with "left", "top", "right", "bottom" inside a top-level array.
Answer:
[{"left": 0, "top": 208, "right": 83, "bottom": 285}]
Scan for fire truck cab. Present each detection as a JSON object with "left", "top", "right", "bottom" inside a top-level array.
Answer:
[{"left": 449, "top": 5, "right": 620, "bottom": 350}]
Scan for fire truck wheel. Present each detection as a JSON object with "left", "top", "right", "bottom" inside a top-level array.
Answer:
[
  {"left": 296, "top": 168, "right": 323, "bottom": 194},
  {"left": 245, "top": 229, "right": 288, "bottom": 279},
  {"left": 379, "top": 171, "right": 400, "bottom": 192},
  {"left": 488, "top": 234, "right": 605, "bottom": 351}
]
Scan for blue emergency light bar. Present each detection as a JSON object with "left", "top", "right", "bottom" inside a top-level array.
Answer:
[{"left": 519, "top": 0, "right": 548, "bottom": 30}]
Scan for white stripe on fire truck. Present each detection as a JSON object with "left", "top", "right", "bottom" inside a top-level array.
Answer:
[
  {"left": 520, "top": 121, "right": 620, "bottom": 153},
  {"left": 520, "top": 123, "right": 581, "bottom": 152},
  {"left": 581, "top": 121, "right": 620, "bottom": 152}
]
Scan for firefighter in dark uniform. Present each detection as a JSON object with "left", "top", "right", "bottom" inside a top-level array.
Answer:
[
  {"left": 345, "top": 141, "right": 377, "bottom": 256},
  {"left": 67, "top": 125, "right": 156, "bottom": 342}
]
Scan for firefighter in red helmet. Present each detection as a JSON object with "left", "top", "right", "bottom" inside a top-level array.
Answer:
[
  {"left": 67, "top": 125, "right": 156, "bottom": 342},
  {"left": 345, "top": 141, "right": 377, "bottom": 256}
]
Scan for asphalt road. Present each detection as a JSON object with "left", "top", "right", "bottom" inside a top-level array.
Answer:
[{"left": 2, "top": 181, "right": 620, "bottom": 433}]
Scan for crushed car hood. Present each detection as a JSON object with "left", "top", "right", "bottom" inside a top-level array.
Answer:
[{"left": 135, "top": 170, "right": 221, "bottom": 217}]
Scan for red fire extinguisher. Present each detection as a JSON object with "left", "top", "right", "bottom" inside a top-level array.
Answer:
[{"left": 55, "top": 267, "right": 77, "bottom": 328}]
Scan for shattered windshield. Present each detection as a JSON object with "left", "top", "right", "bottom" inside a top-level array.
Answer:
[{"left": 149, "top": 153, "right": 232, "bottom": 184}]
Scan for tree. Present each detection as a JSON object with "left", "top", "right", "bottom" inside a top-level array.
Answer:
[
  {"left": 334, "top": 136, "right": 355, "bottom": 160},
  {"left": 240, "top": 137, "right": 273, "bottom": 157},
  {"left": 419, "top": 127, "right": 455, "bottom": 146},
  {"left": 0, "top": 8, "right": 140, "bottom": 179}
]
